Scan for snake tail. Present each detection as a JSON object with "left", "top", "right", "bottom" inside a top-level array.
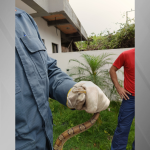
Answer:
[{"left": 53, "top": 112, "right": 100, "bottom": 150}]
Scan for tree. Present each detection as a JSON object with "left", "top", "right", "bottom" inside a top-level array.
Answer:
[
  {"left": 76, "top": 18, "right": 135, "bottom": 51},
  {"left": 68, "top": 53, "right": 123, "bottom": 101}
]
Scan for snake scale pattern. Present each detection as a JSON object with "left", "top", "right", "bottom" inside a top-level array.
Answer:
[{"left": 53, "top": 112, "right": 100, "bottom": 150}]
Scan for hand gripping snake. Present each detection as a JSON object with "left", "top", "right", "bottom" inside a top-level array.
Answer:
[{"left": 53, "top": 112, "right": 100, "bottom": 150}]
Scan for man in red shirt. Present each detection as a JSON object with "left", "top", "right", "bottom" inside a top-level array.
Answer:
[{"left": 109, "top": 48, "right": 135, "bottom": 150}]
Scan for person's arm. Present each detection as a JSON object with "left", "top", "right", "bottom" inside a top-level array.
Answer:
[
  {"left": 27, "top": 13, "right": 109, "bottom": 112},
  {"left": 109, "top": 65, "right": 131, "bottom": 100},
  {"left": 46, "top": 54, "right": 76, "bottom": 106}
]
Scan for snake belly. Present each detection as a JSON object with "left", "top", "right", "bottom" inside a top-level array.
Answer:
[{"left": 53, "top": 112, "right": 100, "bottom": 150}]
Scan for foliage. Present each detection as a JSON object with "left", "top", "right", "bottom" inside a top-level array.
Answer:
[
  {"left": 68, "top": 53, "right": 123, "bottom": 101},
  {"left": 76, "top": 18, "right": 135, "bottom": 51},
  {"left": 49, "top": 99, "right": 135, "bottom": 150}
]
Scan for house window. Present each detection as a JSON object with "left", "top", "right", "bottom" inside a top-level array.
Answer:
[{"left": 52, "top": 43, "right": 58, "bottom": 53}]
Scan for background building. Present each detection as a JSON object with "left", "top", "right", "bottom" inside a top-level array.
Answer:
[{"left": 15, "top": 0, "right": 88, "bottom": 54}]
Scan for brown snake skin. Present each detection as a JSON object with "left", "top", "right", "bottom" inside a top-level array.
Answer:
[{"left": 53, "top": 112, "right": 100, "bottom": 150}]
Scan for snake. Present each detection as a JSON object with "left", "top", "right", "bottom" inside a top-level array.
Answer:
[{"left": 53, "top": 112, "right": 100, "bottom": 150}]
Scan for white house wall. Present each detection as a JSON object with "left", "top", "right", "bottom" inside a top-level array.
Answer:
[
  {"left": 48, "top": 48, "right": 134, "bottom": 81},
  {"left": 33, "top": 17, "right": 61, "bottom": 54}
]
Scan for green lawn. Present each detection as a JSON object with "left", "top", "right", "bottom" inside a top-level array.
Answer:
[{"left": 49, "top": 99, "right": 135, "bottom": 150}]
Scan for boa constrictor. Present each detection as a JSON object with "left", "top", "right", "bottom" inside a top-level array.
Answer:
[{"left": 53, "top": 112, "right": 100, "bottom": 150}]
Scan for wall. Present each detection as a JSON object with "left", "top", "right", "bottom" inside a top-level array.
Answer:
[
  {"left": 48, "top": 48, "right": 134, "bottom": 81},
  {"left": 33, "top": 17, "right": 62, "bottom": 54},
  {"left": 48, "top": 0, "right": 64, "bottom": 13},
  {"left": 33, "top": 0, "right": 50, "bottom": 12}
]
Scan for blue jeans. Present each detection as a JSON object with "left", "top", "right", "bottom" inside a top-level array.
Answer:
[{"left": 111, "top": 95, "right": 135, "bottom": 150}]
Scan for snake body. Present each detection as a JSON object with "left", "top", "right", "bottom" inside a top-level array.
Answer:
[{"left": 53, "top": 112, "right": 100, "bottom": 150}]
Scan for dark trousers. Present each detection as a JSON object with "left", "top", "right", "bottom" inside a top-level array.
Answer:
[{"left": 111, "top": 95, "right": 135, "bottom": 150}]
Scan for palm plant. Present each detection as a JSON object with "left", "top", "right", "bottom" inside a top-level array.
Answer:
[{"left": 68, "top": 53, "right": 123, "bottom": 101}]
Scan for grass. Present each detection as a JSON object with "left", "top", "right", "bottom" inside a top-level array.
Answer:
[{"left": 49, "top": 99, "right": 135, "bottom": 150}]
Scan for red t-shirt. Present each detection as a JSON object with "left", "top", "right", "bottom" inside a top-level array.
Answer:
[{"left": 113, "top": 48, "right": 135, "bottom": 96}]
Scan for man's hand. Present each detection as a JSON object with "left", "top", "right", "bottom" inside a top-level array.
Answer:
[
  {"left": 109, "top": 65, "right": 131, "bottom": 100},
  {"left": 116, "top": 86, "right": 131, "bottom": 100},
  {"left": 67, "top": 81, "right": 110, "bottom": 114}
]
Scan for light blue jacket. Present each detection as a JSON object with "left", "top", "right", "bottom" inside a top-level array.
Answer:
[{"left": 15, "top": 7, "right": 76, "bottom": 150}]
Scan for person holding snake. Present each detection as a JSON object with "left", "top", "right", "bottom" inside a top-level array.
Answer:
[{"left": 15, "top": 7, "right": 110, "bottom": 150}]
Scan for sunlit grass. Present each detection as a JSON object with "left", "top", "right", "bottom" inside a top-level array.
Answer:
[{"left": 49, "top": 99, "right": 135, "bottom": 150}]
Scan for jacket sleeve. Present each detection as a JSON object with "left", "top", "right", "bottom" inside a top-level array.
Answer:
[
  {"left": 26, "top": 13, "right": 76, "bottom": 106},
  {"left": 46, "top": 55, "right": 76, "bottom": 106}
]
